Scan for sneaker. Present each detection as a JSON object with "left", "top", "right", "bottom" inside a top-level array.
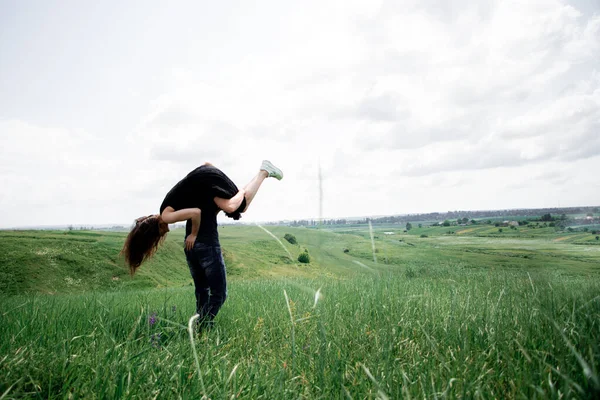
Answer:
[{"left": 261, "top": 160, "right": 283, "bottom": 180}]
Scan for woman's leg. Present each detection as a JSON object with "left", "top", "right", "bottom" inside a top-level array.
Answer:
[
  {"left": 213, "top": 161, "right": 283, "bottom": 214},
  {"left": 241, "top": 170, "right": 268, "bottom": 212},
  {"left": 242, "top": 160, "right": 283, "bottom": 211}
]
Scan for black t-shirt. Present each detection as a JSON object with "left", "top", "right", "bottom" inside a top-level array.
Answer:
[{"left": 159, "top": 165, "right": 240, "bottom": 244}]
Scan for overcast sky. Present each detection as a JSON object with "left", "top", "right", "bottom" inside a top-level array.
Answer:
[{"left": 1, "top": 0, "right": 599, "bottom": 228}]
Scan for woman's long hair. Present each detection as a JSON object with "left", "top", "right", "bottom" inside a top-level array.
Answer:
[{"left": 121, "top": 215, "right": 169, "bottom": 275}]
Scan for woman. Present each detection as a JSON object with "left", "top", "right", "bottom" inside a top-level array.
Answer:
[{"left": 121, "top": 160, "right": 283, "bottom": 327}]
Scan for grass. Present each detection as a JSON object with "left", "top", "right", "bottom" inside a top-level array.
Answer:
[
  {"left": 1, "top": 224, "right": 600, "bottom": 398},
  {"left": 0, "top": 230, "right": 193, "bottom": 295},
  {"left": 1, "top": 269, "right": 599, "bottom": 398}
]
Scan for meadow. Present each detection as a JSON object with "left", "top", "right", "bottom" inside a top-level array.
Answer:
[{"left": 1, "top": 223, "right": 599, "bottom": 398}]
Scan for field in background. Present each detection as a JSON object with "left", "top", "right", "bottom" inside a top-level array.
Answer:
[{"left": 1, "top": 223, "right": 599, "bottom": 398}]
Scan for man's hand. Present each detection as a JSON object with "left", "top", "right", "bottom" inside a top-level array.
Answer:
[{"left": 185, "top": 234, "right": 197, "bottom": 251}]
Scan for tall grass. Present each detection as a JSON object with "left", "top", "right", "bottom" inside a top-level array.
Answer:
[{"left": 1, "top": 265, "right": 599, "bottom": 398}]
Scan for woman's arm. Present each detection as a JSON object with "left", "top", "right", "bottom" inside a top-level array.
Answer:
[
  {"left": 161, "top": 207, "right": 201, "bottom": 250},
  {"left": 214, "top": 189, "right": 246, "bottom": 213}
]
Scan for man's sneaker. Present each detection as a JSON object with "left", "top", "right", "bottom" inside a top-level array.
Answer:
[{"left": 261, "top": 160, "right": 283, "bottom": 180}]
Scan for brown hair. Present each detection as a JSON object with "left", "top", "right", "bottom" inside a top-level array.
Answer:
[{"left": 121, "top": 215, "right": 170, "bottom": 275}]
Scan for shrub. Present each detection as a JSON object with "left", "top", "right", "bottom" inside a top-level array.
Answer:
[
  {"left": 596, "top": 236, "right": 599, "bottom": 241},
  {"left": 541, "top": 213, "right": 553, "bottom": 222},
  {"left": 498, "top": 228, "right": 503, "bottom": 233},
  {"left": 284, "top": 234, "right": 297, "bottom": 245},
  {"left": 343, "top": 248, "right": 349, "bottom": 253},
  {"left": 298, "top": 250, "right": 310, "bottom": 264},
  {"left": 420, "top": 234, "right": 428, "bottom": 238}
]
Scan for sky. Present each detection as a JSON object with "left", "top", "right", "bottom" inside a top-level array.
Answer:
[{"left": 1, "top": 0, "right": 599, "bottom": 228}]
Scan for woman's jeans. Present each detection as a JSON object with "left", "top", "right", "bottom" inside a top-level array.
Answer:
[{"left": 184, "top": 242, "right": 227, "bottom": 326}]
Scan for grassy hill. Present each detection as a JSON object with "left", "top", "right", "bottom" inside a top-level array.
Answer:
[
  {"left": 2, "top": 223, "right": 599, "bottom": 296},
  {"left": 0, "top": 225, "right": 386, "bottom": 295},
  {"left": 0, "top": 230, "right": 192, "bottom": 295},
  {"left": 1, "top": 224, "right": 600, "bottom": 398}
]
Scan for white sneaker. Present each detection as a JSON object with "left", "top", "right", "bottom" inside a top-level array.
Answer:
[{"left": 261, "top": 160, "right": 283, "bottom": 180}]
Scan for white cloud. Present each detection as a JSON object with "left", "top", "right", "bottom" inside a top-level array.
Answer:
[{"left": 0, "top": 0, "right": 599, "bottom": 227}]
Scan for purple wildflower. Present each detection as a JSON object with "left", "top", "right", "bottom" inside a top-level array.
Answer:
[{"left": 148, "top": 312, "right": 157, "bottom": 326}]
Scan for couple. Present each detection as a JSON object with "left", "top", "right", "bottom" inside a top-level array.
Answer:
[{"left": 122, "top": 160, "right": 283, "bottom": 329}]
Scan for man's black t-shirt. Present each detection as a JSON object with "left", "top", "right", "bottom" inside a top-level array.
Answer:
[{"left": 159, "top": 165, "right": 240, "bottom": 244}]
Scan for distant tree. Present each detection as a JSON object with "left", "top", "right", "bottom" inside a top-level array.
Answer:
[
  {"left": 418, "top": 223, "right": 422, "bottom": 228},
  {"left": 487, "top": 220, "right": 492, "bottom": 224},
  {"left": 560, "top": 214, "right": 567, "bottom": 220},
  {"left": 461, "top": 217, "right": 469, "bottom": 224},
  {"left": 298, "top": 250, "right": 310, "bottom": 264},
  {"left": 568, "top": 227, "right": 574, "bottom": 232},
  {"left": 443, "top": 220, "right": 451, "bottom": 227},
  {"left": 541, "top": 213, "right": 553, "bottom": 222},
  {"left": 406, "top": 222, "right": 412, "bottom": 231},
  {"left": 67, "top": 225, "right": 73, "bottom": 231},
  {"left": 456, "top": 219, "right": 462, "bottom": 225},
  {"left": 519, "top": 220, "right": 529, "bottom": 226},
  {"left": 494, "top": 222, "right": 500, "bottom": 227},
  {"left": 592, "top": 230, "right": 598, "bottom": 235},
  {"left": 549, "top": 222, "right": 555, "bottom": 227},
  {"left": 587, "top": 212, "right": 594, "bottom": 217},
  {"left": 284, "top": 234, "right": 298, "bottom": 245},
  {"left": 498, "top": 228, "right": 503, "bottom": 233},
  {"left": 470, "top": 219, "right": 477, "bottom": 225},
  {"left": 596, "top": 236, "right": 599, "bottom": 241},
  {"left": 583, "top": 227, "right": 589, "bottom": 232}
]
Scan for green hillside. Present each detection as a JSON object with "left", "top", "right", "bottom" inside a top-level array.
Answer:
[
  {"left": 0, "top": 225, "right": 381, "bottom": 295},
  {"left": 1, "top": 224, "right": 600, "bottom": 398},
  {"left": 0, "top": 230, "right": 190, "bottom": 295},
  {"left": 1, "top": 223, "right": 599, "bottom": 296}
]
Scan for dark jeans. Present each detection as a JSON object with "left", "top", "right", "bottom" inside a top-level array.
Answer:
[{"left": 185, "top": 242, "right": 227, "bottom": 326}]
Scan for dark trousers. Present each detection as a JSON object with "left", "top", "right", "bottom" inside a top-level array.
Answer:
[{"left": 185, "top": 242, "right": 227, "bottom": 325}]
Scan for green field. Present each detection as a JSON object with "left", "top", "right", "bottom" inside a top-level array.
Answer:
[{"left": 1, "top": 224, "right": 599, "bottom": 398}]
